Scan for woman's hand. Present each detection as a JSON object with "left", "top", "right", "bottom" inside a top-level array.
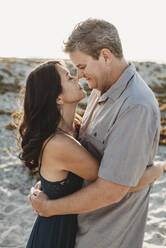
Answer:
[
  {"left": 74, "top": 113, "right": 82, "bottom": 124},
  {"left": 129, "top": 161, "right": 165, "bottom": 192},
  {"left": 150, "top": 161, "right": 166, "bottom": 187},
  {"left": 163, "top": 162, "right": 166, "bottom": 172},
  {"left": 151, "top": 162, "right": 165, "bottom": 180},
  {"left": 73, "top": 113, "right": 82, "bottom": 138}
]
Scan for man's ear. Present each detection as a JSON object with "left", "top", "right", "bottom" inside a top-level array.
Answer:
[
  {"left": 56, "top": 95, "right": 63, "bottom": 105},
  {"left": 100, "top": 48, "right": 112, "bottom": 63}
]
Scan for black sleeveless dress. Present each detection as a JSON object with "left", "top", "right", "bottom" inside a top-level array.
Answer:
[{"left": 26, "top": 133, "right": 83, "bottom": 248}]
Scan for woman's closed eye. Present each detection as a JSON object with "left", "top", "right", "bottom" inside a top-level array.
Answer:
[
  {"left": 66, "top": 73, "right": 74, "bottom": 80},
  {"left": 68, "top": 75, "right": 73, "bottom": 80}
]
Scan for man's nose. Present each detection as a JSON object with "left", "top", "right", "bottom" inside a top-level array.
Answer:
[{"left": 77, "top": 69, "right": 85, "bottom": 79}]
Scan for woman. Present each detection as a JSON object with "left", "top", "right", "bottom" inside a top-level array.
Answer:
[{"left": 16, "top": 60, "right": 163, "bottom": 248}]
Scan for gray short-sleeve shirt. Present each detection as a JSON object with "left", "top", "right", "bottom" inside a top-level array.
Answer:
[{"left": 76, "top": 64, "right": 160, "bottom": 248}]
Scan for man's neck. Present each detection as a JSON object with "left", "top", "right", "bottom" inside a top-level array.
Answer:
[{"left": 102, "top": 59, "right": 129, "bottom": 93}]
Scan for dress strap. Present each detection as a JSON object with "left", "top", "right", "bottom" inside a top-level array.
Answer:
[
  {"left": 39, "top": 128, "right": 72, "bottom": 173},
  {"left": 38, "top": 134, "right": 55, "bottom": 173},
  {"left": 56, "top": 127, "right": 71, "bottom": 136}
]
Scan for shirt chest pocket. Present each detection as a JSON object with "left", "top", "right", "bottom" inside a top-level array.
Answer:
[{"left": 86, "top": 126, "right": 109, "bottom": 160}]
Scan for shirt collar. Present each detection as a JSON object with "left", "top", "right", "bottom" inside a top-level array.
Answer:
[{"left": 98, "top": 63, "right": 136, "bottom": 103}]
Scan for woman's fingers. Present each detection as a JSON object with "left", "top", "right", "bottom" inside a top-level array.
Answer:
[
  {"left": 153, "top": 161, "right": 165, "bottom": 181},
  {"left": 75, "top": 113, "right": 82, "bottom": 123},
  {"left": 163, "top": 162, "right": 166, "bottom": 172}
]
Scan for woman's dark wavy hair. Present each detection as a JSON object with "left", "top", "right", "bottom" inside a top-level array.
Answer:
[{"left": 17, "top": 60, "right": 62, "bottom": 172}]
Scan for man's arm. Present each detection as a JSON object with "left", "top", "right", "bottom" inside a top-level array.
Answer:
[
  {"left": 29, "top": 177, "right": 129, "bottom": 217},
  {"left": 30, "top": 161, "right": 165, "bottom": 216},
  {"left": 30, "top": 160, "right": 164, "bottom": 207}
]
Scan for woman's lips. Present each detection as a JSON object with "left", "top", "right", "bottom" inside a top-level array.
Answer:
[{"left": 78, "top": 83, "right": 83, "bottom": 89}]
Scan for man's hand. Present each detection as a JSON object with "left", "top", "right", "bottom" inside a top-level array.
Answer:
[
  {"left": 28, "top": 181, "right": 41, "bottom": 211},
  {"left": 34, "top": 180, "right": 42, "bottom": 190},
  {"left": 28, "top": 181, "right": 52, "bottom": 217},
  {"left": 28, "top": 188, "right": 52, "bottom": 217},
  {"left": 28, "top": 181, "right": 41, "bottom": 212}
]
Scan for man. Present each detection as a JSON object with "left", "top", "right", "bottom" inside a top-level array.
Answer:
[{"left": 29, "top": 19, "right": 161, "bottom": 247}]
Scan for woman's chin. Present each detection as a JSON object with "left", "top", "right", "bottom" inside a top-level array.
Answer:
[{"left": 82, "top": 91, "right": 87, "bottom": 98}]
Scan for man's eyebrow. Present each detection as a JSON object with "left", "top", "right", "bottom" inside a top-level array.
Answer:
[{"left": 76, "top": 64, "right": 85, "bottom": 68}]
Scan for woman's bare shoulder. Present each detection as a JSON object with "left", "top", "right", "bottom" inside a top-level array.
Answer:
[
  {"left": 47, "top": 133, "right": 82, "bottom": 157},
  {"left": 41, "top": 132, "right": 98, "bottom": 181}
]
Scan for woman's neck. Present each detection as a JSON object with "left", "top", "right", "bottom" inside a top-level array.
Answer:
[{"left": 57, "top": 103, "right": 77, "bottom": 135}]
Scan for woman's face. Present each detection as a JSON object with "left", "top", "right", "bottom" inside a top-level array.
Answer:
[{"left": 56, "top": 64, "right": 87, "bottom": 104}]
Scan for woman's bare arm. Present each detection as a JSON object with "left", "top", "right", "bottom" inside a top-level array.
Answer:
[
  {"left": 34, "top": 131, "right": 165, "bottom": 191},
  {"left": 49, "top": 134, "right": 99, "bottom": 182}
]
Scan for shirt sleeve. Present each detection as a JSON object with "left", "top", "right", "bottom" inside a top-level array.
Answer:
[{"left": 98, "top": 104, "right": 159, "bottom": 187}]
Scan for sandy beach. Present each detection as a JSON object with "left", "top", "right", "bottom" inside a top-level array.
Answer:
[{"left": 0, "top": 58, "right": 166, "bottom": 247}]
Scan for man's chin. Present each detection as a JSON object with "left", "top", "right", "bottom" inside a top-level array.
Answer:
[{"left": 87, "top": 81, "right": 93, "bottom": 89}]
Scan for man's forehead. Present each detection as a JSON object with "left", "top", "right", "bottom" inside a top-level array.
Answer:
[{"left": 70, "top": 50, "right": 88, "bottom": 66}]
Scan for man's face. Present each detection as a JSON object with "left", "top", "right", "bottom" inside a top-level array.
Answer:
[{"left": 69, "top": 49, "right": 108, "bottom": 92}]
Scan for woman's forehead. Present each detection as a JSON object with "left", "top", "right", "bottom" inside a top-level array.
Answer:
[{"left": 56, "top": 64, "right": 69, "bottom": 75}]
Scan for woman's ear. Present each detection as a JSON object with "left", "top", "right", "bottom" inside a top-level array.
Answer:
[{"left": 56, "top": 95, "right": 63, "bottom": 105}]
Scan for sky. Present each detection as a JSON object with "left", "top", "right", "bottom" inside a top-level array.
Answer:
[{"left": 0, "top": 0, "right": 166, "bottom": 63}]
